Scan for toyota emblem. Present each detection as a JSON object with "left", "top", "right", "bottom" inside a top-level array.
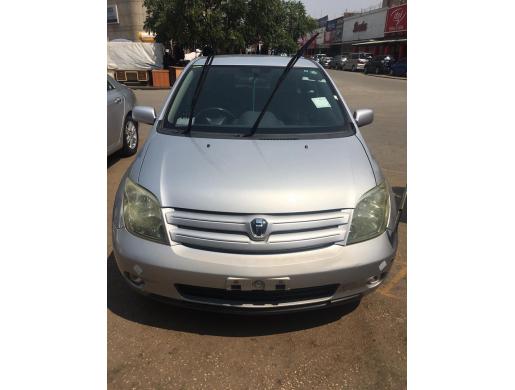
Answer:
[{"left": 250, "top": 218, "right": 268, "bottom": 240}]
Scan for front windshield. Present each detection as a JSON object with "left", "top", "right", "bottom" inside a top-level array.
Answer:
[{"left": 162, "top": 64, "right": 354, "bottom": 137}]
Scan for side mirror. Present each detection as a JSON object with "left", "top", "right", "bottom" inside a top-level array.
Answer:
[
  {"left": 132, "top": 106, "right": 156, "bottom": 125},
  {"left": 354, "top": 109, "right": 374, "bottom": 127}
]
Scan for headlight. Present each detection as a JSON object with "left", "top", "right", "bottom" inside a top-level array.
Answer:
[
  {"left": 123, "top": 178, "right": 168, "bottom": 244},
  {"left": 347, "top": 182, "right": 390, "bottom": 245}
]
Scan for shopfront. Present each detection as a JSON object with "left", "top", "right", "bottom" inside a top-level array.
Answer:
[
  {"left": 348, "top": 3, "right": 406, "bottom": 59},
  {"left": 383, "top": 3, "right": 407, "bottom": 58},
  {"left": 341, "top": 7, "right": 388, "bottom": 53}
]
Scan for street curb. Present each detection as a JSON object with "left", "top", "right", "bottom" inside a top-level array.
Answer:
[{"left": 365, "top": 74, "right": 406, "bottom": 80}]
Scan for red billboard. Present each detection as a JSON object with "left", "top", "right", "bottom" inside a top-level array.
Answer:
[{"left": 385, "top": 4, "right": 407, "bottom": 34}]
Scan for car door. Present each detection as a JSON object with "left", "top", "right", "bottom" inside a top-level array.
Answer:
[
  {"left": 347, "top": 53, "right": 358, "bottom": 69},
  {"left": 107, "top": 78, "right": 125, "bottom": 154}
]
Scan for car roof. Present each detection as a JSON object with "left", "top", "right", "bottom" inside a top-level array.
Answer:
[{"left": 192, "top": 55, "right": 319, "bottom": 68}]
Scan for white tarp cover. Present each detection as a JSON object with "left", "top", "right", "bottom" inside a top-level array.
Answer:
[{"left": 107, "top": 42, "right": 164, "bottom": 70}]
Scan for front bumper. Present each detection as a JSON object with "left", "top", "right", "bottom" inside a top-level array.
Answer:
[{"left": 112, "top": 226, "right": 398, "bottom": 312}]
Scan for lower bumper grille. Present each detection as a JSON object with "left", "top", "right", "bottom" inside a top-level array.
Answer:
[{"left": 175, "top": 284, "right": 339, "bottom": 305}]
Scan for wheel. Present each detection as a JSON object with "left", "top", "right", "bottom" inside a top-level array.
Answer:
[
  {"left": 352, "top": 65, "right": 356, "bottom": 72},
  {"left": 364, "top": 67, "right": 368, "bottom": 74},
  {"left": 121, "top": 115, "right": 138, "bottom": 156},
  {"left": 389, "top": 69, "right": 394, "bottom": 76},
  {"left": 375, "top": 67, "right": 380, "bottom": 75}
]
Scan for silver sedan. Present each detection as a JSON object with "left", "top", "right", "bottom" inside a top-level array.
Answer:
[{"left": 107, "top": 75, "right": 138, "bottom": 156}]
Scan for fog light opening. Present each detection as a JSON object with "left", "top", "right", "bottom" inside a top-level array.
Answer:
[
  {"left": 125, "top": 272, "right": 145, "bottom": 287},
  {"left": 367, "top": 275, "right": 382, "bottom": 287}
]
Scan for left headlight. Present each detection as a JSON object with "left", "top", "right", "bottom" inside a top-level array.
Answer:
[
  {"left": 123, "top": 178, "right": 168, "bottom": 244},
  {"left": 347, "top": 182, "right": 390, "bottom": 245}
]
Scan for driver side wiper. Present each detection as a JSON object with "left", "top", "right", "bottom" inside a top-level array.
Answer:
[
  {"left": 183, "top": 55, "right": 215, "bottom": 135},
  {"left": 245, "top": 33, "right": 319, "bottom": 137}
]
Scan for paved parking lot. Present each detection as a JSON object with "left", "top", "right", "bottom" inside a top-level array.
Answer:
[{"left": 107, "top": 69, "right": 406, "bottom": 389}]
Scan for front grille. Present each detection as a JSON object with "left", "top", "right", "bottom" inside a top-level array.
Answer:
[
  {"left": 176, "top": 284, "right": 339, "bottom": 305},
  {"left": 164, "top": 208, "right": 351, "bottom": 253}
]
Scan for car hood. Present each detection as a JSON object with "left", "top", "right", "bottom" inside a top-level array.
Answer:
[{"left": 136, "top": 133, "right": 376, "bottom": 213}]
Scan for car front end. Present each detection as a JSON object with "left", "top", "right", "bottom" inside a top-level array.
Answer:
[
  {"left": 112, "top": 55, "right": 399, "bottom": 313},
  {"left": 113, "top": 174, "right": 398, "bottom": 313}
]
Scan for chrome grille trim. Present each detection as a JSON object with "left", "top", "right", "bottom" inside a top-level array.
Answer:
[{"left": 164, "top": 208, "right": 351, "bottom": 253}]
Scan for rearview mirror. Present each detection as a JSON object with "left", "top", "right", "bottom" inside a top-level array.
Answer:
[
  {"left": 354, "top": 109, "right": 374, "bottom": 127},
  {"left": 132, "top": 106, "right": 156, "bottom": 125}
]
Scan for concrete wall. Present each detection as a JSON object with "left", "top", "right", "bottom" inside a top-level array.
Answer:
[
  {"left": 342, "top": 8, "right": 388, "bottom": 42},
  {"left": 107, "top": 0, "right": 147, "bottom": 41}
]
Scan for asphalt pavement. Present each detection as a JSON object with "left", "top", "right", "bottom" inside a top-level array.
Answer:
[{"left": 107, "top": 69, "right": 406, "bottom": 390}]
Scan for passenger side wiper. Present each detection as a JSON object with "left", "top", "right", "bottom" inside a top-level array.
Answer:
[
  {"left": 184, "top": 55, "right": 215, "bottom": 135},
  {"left": 245, "top": 33, "right": 319, "bottom": 137}
]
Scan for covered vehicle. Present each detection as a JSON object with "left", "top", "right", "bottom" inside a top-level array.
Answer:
[
  {"left": 107, "top": 41, "right": 164, "bottom": 85},
  {"left": 112, "top": 53, "right": 399, "bottom": 313}
]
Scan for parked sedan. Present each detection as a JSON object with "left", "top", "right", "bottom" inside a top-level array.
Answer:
[
  {"left": 107, "top": 75, "right": 139, "bottom": 156},
  {"left": 389, "top": 57, "right": 407, "bottom": 77},
  {"left": 329, "top": 54, "right": 349, "bottom": 70},
  {"left": 342, "top": 52, "right": 373, "bottom": 71},
  {"left": 364, "top": 55, "right": 396, "bottom": 75},
  {"left": 320, "top": 56, "right": 332, "bottom": 68},
  {"left": 313, "top": 53, "right": 326, "bottom": 63}
]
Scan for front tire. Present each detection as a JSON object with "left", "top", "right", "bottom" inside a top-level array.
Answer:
[
  {"left": 352, "top": 65, "right": 356, "bottom": 72},
  {"left": 121, "top": 115, "right": 138, "bottom": 156}
]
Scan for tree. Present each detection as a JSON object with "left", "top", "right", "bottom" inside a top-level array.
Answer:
[{"left": 143, "top": 0, "right": 317, "bottom": 54}]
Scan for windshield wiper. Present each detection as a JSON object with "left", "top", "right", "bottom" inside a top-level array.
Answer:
[
  {"left": 245, "top": 33, "right": 319, "bottom": 137},
  {"left": 183, "top": 55, "right": 214, "bottom": 135}
]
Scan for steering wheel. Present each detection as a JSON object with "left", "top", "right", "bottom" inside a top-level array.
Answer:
[{"left": 195, "top": 107, "right": 237, "bottom": 126}]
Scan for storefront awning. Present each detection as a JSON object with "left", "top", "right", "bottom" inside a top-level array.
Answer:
[{"left": 352, "top": 38, "right": 407, "bottom": 46}]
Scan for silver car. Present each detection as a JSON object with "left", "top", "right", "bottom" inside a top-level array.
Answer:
[
  {"left": 343, "top": 52, "right": 373, "bottom": 72},
  {"left": 107, "top": 75, "right": 139, "bottom": 156},
  {"left": 112, "top": 55, "right": 399, "bottom": 313}
]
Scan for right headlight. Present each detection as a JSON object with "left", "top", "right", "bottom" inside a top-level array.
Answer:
[
  {"left": 123, "top": 178, "right": 168, "bottom": 244},
  {"left": 347, "top": 181, "right": 390, "bottom": 245}
]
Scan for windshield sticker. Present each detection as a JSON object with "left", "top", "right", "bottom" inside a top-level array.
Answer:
[{"left": 311, "top": 97, "right": 331, "bottom": 109}]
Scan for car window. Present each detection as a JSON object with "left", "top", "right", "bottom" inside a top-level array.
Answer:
[
  {"left": 351, "top": 54, "right": 358, "bottom": 59},
  {"left": 163, "top": 65, "right": 353, "bottom": 138}
]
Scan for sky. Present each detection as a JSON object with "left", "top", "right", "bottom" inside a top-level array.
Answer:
[{"left": 300, "top": 0, "right": 383, "bottom": 20}]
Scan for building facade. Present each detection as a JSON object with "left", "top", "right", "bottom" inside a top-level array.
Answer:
[
  {"left": 305, "top": 3, "right": 407, "bottom": 60},
  {"left": 107, "top": 0, "right": 150, "bottom": 42}
]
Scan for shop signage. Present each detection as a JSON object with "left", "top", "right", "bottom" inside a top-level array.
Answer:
[
  {"left": 385, "top": 4, "right": 407, "bottom": 33},
  {"left": 353, "top": 21, "right": 367, "bottom": 32},
  {"left": 342, "top": 8, "right": 387, "bottom": 42},
  {"left": 326, "top": 19, "right": 337, "bottom": 31},
  {"left": 107, "top": 5, "right": 119, "bottom": 24}
]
